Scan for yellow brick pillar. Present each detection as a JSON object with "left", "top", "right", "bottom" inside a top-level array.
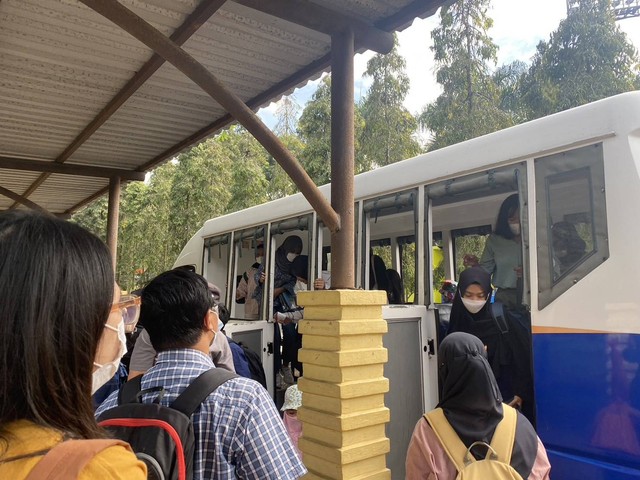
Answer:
[{"left": 296, "top": 290, "right": 390, "bottom": 480}]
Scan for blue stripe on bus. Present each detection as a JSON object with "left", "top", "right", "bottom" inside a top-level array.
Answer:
[{"left": 534, "top": 333, "right": 640, "bottom": 479}]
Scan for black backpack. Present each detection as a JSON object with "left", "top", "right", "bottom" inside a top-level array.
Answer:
[
  {"left": 229, "top": 339, "right": 267, "bottom": 389},
  {"left": 97, "top": 368, "right": 237, "bottom": 480}
]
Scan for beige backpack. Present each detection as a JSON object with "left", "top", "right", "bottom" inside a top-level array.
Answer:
[{"left": 425, "top": 404, "right": 524, "bottom": 480}]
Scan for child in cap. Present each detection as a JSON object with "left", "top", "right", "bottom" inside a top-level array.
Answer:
[{"left": 281, "top": 384, "right": 303, "bottom": 454}]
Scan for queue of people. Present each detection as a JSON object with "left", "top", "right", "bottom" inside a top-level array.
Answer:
[{"left": 0, "top": 210, "right": 551, "bottom": 479}]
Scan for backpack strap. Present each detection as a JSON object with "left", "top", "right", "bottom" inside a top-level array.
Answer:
[
  {"left": 118, "top": 374, "right": 143, "bottom": 405},
  {"left": 489, "top": 404, "right": 518, "bottom": 463},
  {"left": 424, "top": 408, "right": 469, "bottom": 471},
  {"left": 490, "top": 302, "right": 509, "bottom": 334},
  {"left": 24, "top": 439, "right": 127, "bottom": 480},
  {"left": 171, "top": 368, "right": 238, "bottom": 416}
]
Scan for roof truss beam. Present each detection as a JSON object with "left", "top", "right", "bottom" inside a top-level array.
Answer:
[
  {"left": 0, "top": 185, "right": 49, "bottom": 214},
  {"left": 0, "top": 157, "right": 146, "bottom": 181},
  {"left": 8, "top": 0, "right": 226, "bottom": 210},
  {"left": 231, "top": 0, "right": 394, "bottom": 54},
  {"left": 78, "top": 0, "right": 340, "bottom": 233}
]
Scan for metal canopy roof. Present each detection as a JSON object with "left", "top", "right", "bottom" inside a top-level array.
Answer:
[{"left": 0, "top": 0, "right": 449, "bottom": 215}]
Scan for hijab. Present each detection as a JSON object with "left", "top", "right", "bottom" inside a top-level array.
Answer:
[
  {"left": 447, "top": 266, "right": 509, "bottom": 386},
  {"left": 447, "top": 267, "right": 493, "bottom": 334},
  {"left": 275, "top": 235, "right": 302, "bottom": 277},
  {"left": 437, "top": 332, "right": 538, "bottom": 477}
]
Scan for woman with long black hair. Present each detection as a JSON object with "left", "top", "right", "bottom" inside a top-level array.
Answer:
[{"left": 0, "top": 211, "right": 146, "bottom": 479}]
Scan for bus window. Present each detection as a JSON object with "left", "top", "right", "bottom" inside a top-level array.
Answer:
[
  {"left": 267, "top": 214, "right": 314, "bottom": 315},
  {"left": 535, "top": 143, "right": 608, "bottom": 309},
  {"left": 231, "top": 226, "right": 265, "bottom": 320},
  {"left": 429, "top": 164, "right": 527, "bottom": 306},
  {"left": 451, "top": 226, "right": 492, "bottom": 278},
  {"left": 203, "top": 234, "right": 231, "bottom": 306},
  {"left": 361, "top": 189, "right": 418, "bottom": 303}
]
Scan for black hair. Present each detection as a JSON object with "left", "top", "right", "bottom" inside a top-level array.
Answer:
[
  {"left": 141, "top": 269, "right": 213, "bottom": 351},
  {"left": 369, "top": 254, "right": 389, "bottom": 291},
  {"left": 386, "top": 269, "right": 404, "bottom": 304},
  {"left": 494, "top": 193, "right": 520, "bottom": 240},
  {"left": 281, "top": 235, "right": 303, "bottom": 255},
  {"left": 0, "top": 211, "right": 113, "bottom": 442}
]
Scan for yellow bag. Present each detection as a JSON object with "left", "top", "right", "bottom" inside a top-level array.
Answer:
[{"left": 425, "top": 404, "right": 524, "bottom": 480}]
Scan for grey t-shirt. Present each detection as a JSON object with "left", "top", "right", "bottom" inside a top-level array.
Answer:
[
  {"left": 479, "top": 233, "right": 522, "bottom": 289},
  {"left": 129, "top": 329, "right": 235, "bottom": 373}
]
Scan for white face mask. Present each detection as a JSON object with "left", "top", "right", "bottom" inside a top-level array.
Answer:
[
  {"left": 509, "top": 222, "right": 521, "bottom": 235},
  {"left": 461, "top": 297, "right": 487, "bottom": 314},
  {"left": 286, "top": 252, "right": 299, "bottom": 262},
  {"left": 255, "top": 256, "right": 263, "bottom": 265},
  {"left": 92, "top": 320, "right": 127, "bottom": 394}
]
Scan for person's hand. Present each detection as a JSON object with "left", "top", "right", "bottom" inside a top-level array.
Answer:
[
  {"left": 313, "top": 278, "right": 325, "bottom": 290},
  {"left": 259, "top": 272, "right": 266, "bottom": 284},
  {"left": 274, "top": 312, "right": 291, "bottom": 325},
  {"left": 463, "top": 254, "right": 479, "bottom": 267},
  {"left": 508, "top": 395, "right": 523, "bottom": 410},
  {"left": 514, "top": 266, "right": 523, "bottom": 278}
]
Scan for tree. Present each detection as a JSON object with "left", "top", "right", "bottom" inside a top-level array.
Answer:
[
  {"left": 274, "top": 96, "right": 301, "bottom": 137},
  {"left": 360, "top": 36, "right": 421, "bottom": 168},
  {"left": 218, "top": 127, "right": 270, "bottom": 212},
  {"left": 521, "top": 0, "right": 640, "bottom": 119},
  {"left": 297, "top": 77, "right": 334, "bottom": 185},
  {"left": 167, "top": 139, "right": 233, "bottom": 258},
  {"left": 298, "top": 76, "right": 366, "bottom": 185},
  {"left": 421, "top": 0, "right": 514, "bottom": 150}
]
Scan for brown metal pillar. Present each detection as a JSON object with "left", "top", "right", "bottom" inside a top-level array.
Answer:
[
  {"left": 330, "top": 28, "right": 355, "bottom": 289},
  {"left": 107, "top": 176, "right": 121, "bottom": 272}
]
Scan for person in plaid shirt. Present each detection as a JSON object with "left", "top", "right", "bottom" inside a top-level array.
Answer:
[{"left": 97, "top": 269, "right": 306, "bottom": 479}]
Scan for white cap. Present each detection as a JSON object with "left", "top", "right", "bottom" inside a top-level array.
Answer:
[{"left": 281, "top": 384, "right": 302, "bottom": 411}]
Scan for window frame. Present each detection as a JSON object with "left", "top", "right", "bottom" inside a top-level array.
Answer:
[{"left": 535, "top": 143, "right": 609, "bottom": 309}]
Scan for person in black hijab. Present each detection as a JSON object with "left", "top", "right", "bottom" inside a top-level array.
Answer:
[
  {"left": 448, "top": 267, "right": 534, "bottom": 420},
  {"left": 405, "top": 333, "right": 550, "bottom": 480}
]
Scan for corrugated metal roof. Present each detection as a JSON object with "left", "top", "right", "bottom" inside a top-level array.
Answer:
[{"left": 0, "top": 0, "right": 450, "bottom": 214}]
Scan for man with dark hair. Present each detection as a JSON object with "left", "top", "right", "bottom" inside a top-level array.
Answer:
[
  {"left": 97, "top": 269, "right": 306, "bottom": 479},
  {"left": 127, "top": 276, "right": 235, "bottom": 379}
]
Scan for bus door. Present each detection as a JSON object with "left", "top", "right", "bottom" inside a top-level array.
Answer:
[
  {"left": 427, "top": 163, "right": 532, "bottom": 410},
  {"left": 360, "top": 188, "right": 438, "bottom": 480},
  {"left": 266, "top": 214, "right": 315, "bottom": 399},
  {"left": 204, "top": 231, "right": 275, "bottom": 397}
]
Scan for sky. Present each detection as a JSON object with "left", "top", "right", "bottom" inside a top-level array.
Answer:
[{"left": 257, "top": 0, "right": 640, "bottom": 129}]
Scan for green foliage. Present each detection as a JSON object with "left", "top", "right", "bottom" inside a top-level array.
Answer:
[
  {"left": 360, "top": 36, "right": 421, "bottom": 167},
  {"left": 297, "top": 78, "right": 333, "bottom": 185},
  {"left": 297, "top": 76, "right": 367, "bottom": 184},
  {"left": 422, "top": 0, "right": 515, "bottom": 150},
  {"left": 521, "top": 0, "right": 640, "bottom": 118}
]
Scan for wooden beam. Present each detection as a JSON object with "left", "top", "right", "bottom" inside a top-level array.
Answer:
[
  {"left": 79, "top": 0, "right": 341, "bottom": 234},
  {"left": 232, "top": 0, "right": 393, "bottom": 54},
  {"left": 9, "top": 0, "right": 226, "bottom": 210},
  {"left": 0, "top": 185, "right": 49, "bottom": 214},
  {"left": 65, "top": 0, "right": 451, "bottom": 214},
  {"left": 0, "top": 156, "right": 146, "bottom": 181}
]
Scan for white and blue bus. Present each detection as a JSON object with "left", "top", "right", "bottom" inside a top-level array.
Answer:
[{"left": 175, "top": 92, "right": 640, "bottom": 480}]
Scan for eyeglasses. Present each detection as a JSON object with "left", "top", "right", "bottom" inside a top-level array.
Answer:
[
  {"left": 209, "top": 303, "right": 219, "bottom": 315},
  {"left": 110, "top": 295, "right": 141, "bottom": 327}
]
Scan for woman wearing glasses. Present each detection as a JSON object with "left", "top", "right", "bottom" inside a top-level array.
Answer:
[{"left": 0, "top": 211, "right": 146, "bottom": 479}]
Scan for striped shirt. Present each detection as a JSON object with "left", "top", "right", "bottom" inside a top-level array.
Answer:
[{"left": 96, "top": 349, "right": 306, "bottom": 480}]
